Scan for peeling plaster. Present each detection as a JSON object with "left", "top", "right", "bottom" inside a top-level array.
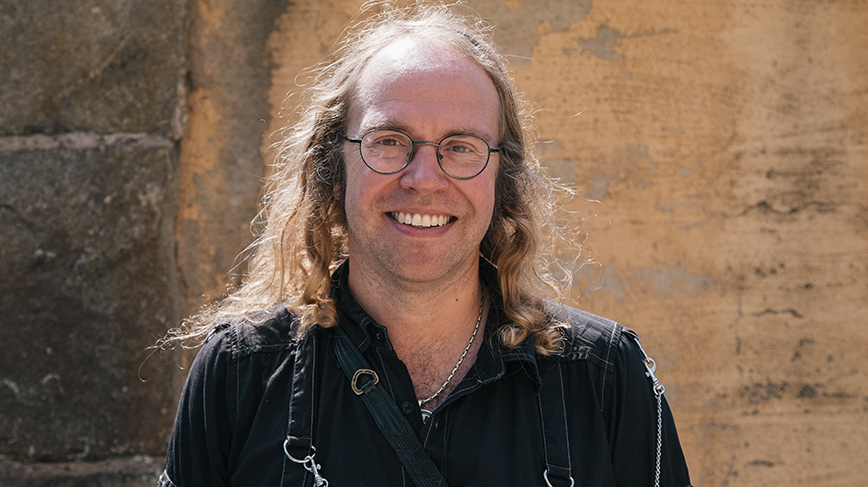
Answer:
[
  {"left": 472, "top": 0, "right": 592, "bottom": 64},
  {"left": 575, "top": 26, "right": 677, "bottom": 67},
  {"left": 584, "top": 144, "right": 651, "bottom": 200},
  {"left": 544, "top": 158, "right": 579, "bottom": 185},
  {"left": 583, "top": 264, "right": 625, "bottom": 302},
  {"left": 577, "top": 26, "right": 624, "bottom": 66},
  {"left": 633, "top": 261, "right": 714, "bottom": 298},
  {"left": 583, "top": 262, "right": 713, "bottom": 301}
]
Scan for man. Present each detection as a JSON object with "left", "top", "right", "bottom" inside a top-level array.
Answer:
[{"left": 160, "top": 4, "right": 691, "bottom": 486}]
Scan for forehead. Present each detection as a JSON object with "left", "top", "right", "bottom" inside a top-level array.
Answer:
[{"left": 347, "top": 37, "right": 501, "bottom": 141}]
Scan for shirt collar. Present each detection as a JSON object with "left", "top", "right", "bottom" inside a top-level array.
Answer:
[
  {"left": 471, "top": 298, "right": 542, "bottom": 390},
  {"left": 331, "top": 261, "right": 541, "bottom": 388},
  {"left": 332, "top": 262, "right": 383, "bottom": 353}
]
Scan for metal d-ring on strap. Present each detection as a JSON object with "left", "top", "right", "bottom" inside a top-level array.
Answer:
[
  {"left": 629, "top": 332, "right": 666, "bottom": 487},
  {"left": 351, "top": 369, "right": 379, "bottom": 395},
  {"left": 332, "top": 325, "right": 449, "bottom": 487},
  {"left": 543, "top": 469, "right": 575, "bottom": 487},
  {"left": 283, "top": 442, "right": 329, "bottom": 487}
]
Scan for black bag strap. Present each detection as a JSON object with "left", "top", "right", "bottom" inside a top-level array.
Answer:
[
  {"left": 538, "top": 363, "right": 575, "bottom": 487},
  {"left": 331, "top": 324, "right": 448, "bottom": 487},
  {"left": 282, "top": 332, "right": 329, "bottom": 487}
]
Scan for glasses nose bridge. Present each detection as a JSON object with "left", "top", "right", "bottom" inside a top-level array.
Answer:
[
  {"left": 409, "top": 139, "right": 443, "bottom": 162},
  {"left": 411, "top": 139, "right": 440, "bottom": 152}
]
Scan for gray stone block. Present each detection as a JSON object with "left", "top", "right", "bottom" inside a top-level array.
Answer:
[
  {"left": 0, "top": 134, "right": 181, "bottom": 460},
  {"left": 0, "top": 1, "right": 186, "bottom": 137},
  {"left": 0, "top": 456, "right": 164, "bottom": 487}
]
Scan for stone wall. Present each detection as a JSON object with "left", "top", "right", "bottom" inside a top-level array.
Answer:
[
  {"left": 2, "top": 0, "right": 866, "bottom": 485},
  {"left": 1, "top": 0, "right": 186, "bottom": 484},
  {"left": 0, "top": 0, "right": 279, "bottom": 484}
]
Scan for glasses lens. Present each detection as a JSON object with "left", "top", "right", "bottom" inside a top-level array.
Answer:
[
  {"left": 438, "top": 135, "right": 490, "bottom": 179},
  {"left": 361, "top": 130, "right": 412, "bottom": 173}
]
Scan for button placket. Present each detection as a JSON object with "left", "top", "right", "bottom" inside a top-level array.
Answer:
[{"left": 400, "top": 401, "right": 414, "bottom": 415}]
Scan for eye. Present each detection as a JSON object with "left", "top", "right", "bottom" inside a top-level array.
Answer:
[
  {"left": 366, "top": 131, "right": 410, "bottom": 149},
  {"left": 441, "top": 136, "right": 485, "bottom": 157},
  {"left": 376, "top": 137, "right": 400, "bottom": 147}
]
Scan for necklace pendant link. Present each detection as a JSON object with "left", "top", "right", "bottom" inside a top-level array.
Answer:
[{"left": 417, "top": 292, "right": 485, "bottom": 407}]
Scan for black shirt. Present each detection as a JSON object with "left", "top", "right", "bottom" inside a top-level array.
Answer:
[{"left": 161, "top": 271, "right": 691, "bottom": 486}]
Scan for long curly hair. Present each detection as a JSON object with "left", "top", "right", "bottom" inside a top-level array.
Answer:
[{"left": 161, "top": 1, "right": 580, "bottom": 355}]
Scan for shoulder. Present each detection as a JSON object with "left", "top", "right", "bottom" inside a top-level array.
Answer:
[
  {"left": 199, "top": 304, "right": 305, "bottom": 362},
  {"left": 540, "top": 301, "right": 661, "bottom": 413},
  {"left": 181, "top": 304, "right": 310, "bottom": 415},
  {"left": 544, "top": 301, "right": 626, "bottom": 369}
]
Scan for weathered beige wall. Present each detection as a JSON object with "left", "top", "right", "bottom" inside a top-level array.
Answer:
[
  {"left": 178, "top": 0, "right": 287, "bottom": 321},
  {"left": 2, "top": 0, "right": 862, "bottom": 484},
  {"left": 262, "top": 1, "right": 867, "bottom": 485}
]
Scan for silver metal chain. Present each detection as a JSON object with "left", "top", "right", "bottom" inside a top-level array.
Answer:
[
  {"left": 418, "top": 292, "right": 484, "bottom": 407},
  {"left": 654, "top": 388, "right": 663, "bottom": 487},
  {"left": 630, "top": 334, "right": 666, "bottom": 487}
]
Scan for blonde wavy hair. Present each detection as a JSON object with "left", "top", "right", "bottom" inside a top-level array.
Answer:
[{"left": 161, "top": 1, "right": 579, "bottom": 355}]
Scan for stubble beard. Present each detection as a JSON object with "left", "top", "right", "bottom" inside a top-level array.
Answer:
[{"left": 346, "top": 217, "right": 488, "bottom": 292}]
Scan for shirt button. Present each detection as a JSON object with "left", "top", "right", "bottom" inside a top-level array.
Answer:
[
  {"left": 401, "top": 401, "right": 414, "bottom": 415},
  {"left": 375, "top": 331, "right": 384, "bottom": 342}
]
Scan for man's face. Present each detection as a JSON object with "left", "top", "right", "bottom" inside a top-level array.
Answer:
[{"left": 343, "top": 38, "right": 501, "bottom": 287}]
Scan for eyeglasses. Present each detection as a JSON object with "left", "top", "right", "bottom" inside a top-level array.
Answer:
[{"left": 343, "top": 129, "right": 499, "bottom": 180}]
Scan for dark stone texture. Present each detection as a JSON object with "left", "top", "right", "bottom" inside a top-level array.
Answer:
[
  {"left": 0, "top": 1, "right": 186, "bottom": 137},
  {"left": 0, "top": 456, "right": 164, "bottom": 487},
  {"left": 0, "top": 134, "right": 181, "bottom": 460}
]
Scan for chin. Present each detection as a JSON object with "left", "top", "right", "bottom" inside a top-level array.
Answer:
[{"left": 381, "top": 251, "right": 476, "bottom": 285}]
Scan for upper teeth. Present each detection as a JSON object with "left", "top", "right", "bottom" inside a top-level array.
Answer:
[{"left": 392, "top": 212, "right": 451, "bottom": 227}]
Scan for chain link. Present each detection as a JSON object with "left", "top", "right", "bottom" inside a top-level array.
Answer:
[
  {"left": 655, "top": 391, "right": 663, "bottom": 487},
  {"left": 284, "top": 441, "right": 329, "bottom": 486},
  {"left": 629, "top": 333, "right": 665, "bottom": 487}
]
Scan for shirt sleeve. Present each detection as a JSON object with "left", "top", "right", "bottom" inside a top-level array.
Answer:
[
  {"left": 162, "top": 330, "right": 236, "bottom": 487},
  {"left": 606, "top": 330, "right": 692, "bottom": 487}
]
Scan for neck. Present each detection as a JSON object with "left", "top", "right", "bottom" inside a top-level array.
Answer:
[
  {"left": 347, "top": 258, "right": 484, "bottom": 348},
  {"left": 347, "top": 258, "right": 488, "bottom": 408}
]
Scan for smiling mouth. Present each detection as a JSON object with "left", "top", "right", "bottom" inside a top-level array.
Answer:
[{"left": 390, "top": 212, "right": 453, "bottom": 228}]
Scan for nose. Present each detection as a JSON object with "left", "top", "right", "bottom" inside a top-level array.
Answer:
[{"left": 399, "top": 142, "right": 449, "bottom": 191}]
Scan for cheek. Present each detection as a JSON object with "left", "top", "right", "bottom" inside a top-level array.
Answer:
[
  {"left": 342, "top": 157, "right": 390, "bottom": 227},
  {"left": 472, "top": 177, "right": 498, "bottom": 231},
  {"left": 341, "top": 164, "right": 364, "bottom": 224},
  {"left": 342, "top": 153, "right": 366, "bottom": 199},
  {"left": 482, "top": 165, "right": 499, "bottom": 216},
  {"left": 343, "top": 177, "right": 367, "bottom": 219}
]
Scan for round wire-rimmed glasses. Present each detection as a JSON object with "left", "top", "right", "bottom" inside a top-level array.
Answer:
[{"left": 343, "top": 129, "right": 500, "bottom": 180}]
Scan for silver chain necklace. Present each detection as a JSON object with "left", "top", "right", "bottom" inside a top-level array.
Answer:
[{"left": 418, "top": 292, "right": 484, "bottom": 408}]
